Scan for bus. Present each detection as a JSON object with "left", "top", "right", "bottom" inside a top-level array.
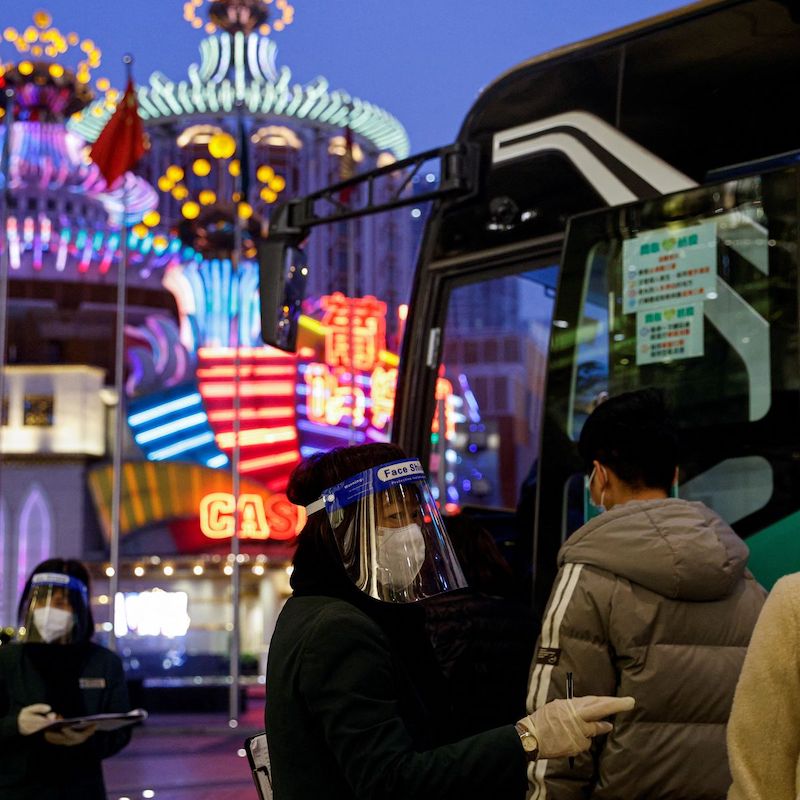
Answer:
[{"left": 260, "top": 0, "right": 800, "bottom": 611}]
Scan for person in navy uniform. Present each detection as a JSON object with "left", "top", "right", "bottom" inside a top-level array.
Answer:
[{"left": 0, "top": 558, "right": 132, "bottom": 800}]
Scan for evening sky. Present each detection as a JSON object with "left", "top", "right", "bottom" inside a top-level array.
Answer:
[{"left": 6, "top": 0, "right": 683, "bottom": 152}]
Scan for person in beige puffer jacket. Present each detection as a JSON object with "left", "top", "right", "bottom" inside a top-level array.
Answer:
[
  {"left": 727, "top": 572, "right": 800, "bottom": 800},
  {"left": 526, "top": 389, "right": 765, "bottom": 800}
]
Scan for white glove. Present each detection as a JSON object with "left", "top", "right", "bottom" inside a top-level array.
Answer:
[
  {"left": 519, "top": 695, "right": 635, "bottom": 759},
  {"left": 17, "top": 704, "right": 56, "bottom": 736},
  {"left": 44, "top": 723, "right": 97, "bottom": 747}
]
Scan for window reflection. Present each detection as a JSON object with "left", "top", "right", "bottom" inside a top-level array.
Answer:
[{"left": 436, "top": 268, "right": 555, "bottom": 510}]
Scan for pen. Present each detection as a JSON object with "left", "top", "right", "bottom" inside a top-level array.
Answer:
[{"left": 566, "top": 672, "right": 575, "bottom": 769}]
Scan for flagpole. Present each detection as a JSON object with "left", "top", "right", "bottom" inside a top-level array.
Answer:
[
  {"left": 0, "top": 87, "right": 14, "bottom": 624},
  {"left": 228, "top": 100, "right": 245, "bottom": 726},
  {"left": 108, "top": 53, "right": 135, "bottom": 653}
]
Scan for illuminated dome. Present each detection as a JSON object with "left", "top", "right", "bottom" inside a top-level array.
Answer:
[{"left": 69, "top": 0, "right": 409, "bottom": 158}]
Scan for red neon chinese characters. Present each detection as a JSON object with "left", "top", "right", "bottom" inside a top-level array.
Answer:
[
  {"left": 370, "top": 364, "right": 397, "bottom": 431},
  {"left": 320, "top": 293, "right": 387, "bottom": 371},
  {"left": 304, "top": 363, "right": 366, "bottom": 427}
]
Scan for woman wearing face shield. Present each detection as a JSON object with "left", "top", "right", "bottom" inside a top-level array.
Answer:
[
  {"left": 266, "top": 443, "right": 634, "bottom": 800},
  {"left": 0, "top": 559, "right": 132, "bottom": 800}
]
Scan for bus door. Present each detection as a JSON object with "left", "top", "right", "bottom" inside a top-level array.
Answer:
[
  {"left": 420, "top": 250, "right": 560, "bottom": 587},
  {"left": 533, "top": 165, "right": 800, "bottom": 612}
]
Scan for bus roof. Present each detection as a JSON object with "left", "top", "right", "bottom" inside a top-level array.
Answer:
[
  {"left": 457, "top": 0, "right": 800, "bottom": 182},
  {"left": 476, "top": 0, "right": 726, "bottom": 103}
]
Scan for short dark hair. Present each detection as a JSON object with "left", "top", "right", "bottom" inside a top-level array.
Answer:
[
  {"left": 578, "top": 388, "right": 678, "bottom": 493},
  {"left": 287, "top": 442, "right": 408, "bottom": 509},
  {"left": 18, "top": 558, "right": 95, "bottom": 641}
]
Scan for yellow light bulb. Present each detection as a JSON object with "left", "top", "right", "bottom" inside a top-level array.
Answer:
[
  {"left": 269, "top": 175, "right": 286, "bottom": 192},
  {"left": 48, "top": 63, "right": 64, "bottom": 78},
  {"left": 96, "top": 77, "right": 110, "bottom": 91},
  {"left": 228, "top": 160, "right": 240, "bottom": 177},
  {"left": 132, "top": 223, "right": 148, "bottom": 238},
  {"left": 208, "top": 132, "right": 236, "bottom": 160},
  {"left": 182, "top": 201, "right": 201, "bottom": 220},
  {"left": 257, "top": 165, "right": 274, "bottom": 183},
  {"left": 192, "top": 158, "right": 211, "bottom": 177},
  {"left": 157, "top": 176, "right": 173, "bottom": 193},
  {"left": 33, "top": 11, "right": 52, "bottom": 29},
  {"left": 18, "top": 61, "right": 34, "bottom": 76},
  {"left": 199, "top": 189, "right": 217, "bottom": 205},
  {"left": 3, "top": 28, "right": 17, "bottom": 43},
  {"left": 142, "top": 210, "right": 161, "bottom": 227},
  {"left": 153, "top": 235, "right": 168, "bottom": 251},
  {"left": 260, "top": 188, "right": 278, "bottom": 204},
  {"left": 172, "top": 185, "right": 189, "bottom": 200},
  {"left": 31, "top": 45, "right": 43, "bottom": 56},
  {"left": 23, "top": 27, "right": 38, "bottom": 43},
  {"left": 166, "top": 165, "right": 184, "bottom": 182},
  {"left": 67, "top": 33, "right": 78, "bottom": 45},
  {"left": 238, "top": 202, "right": 253, "bottom": 219}
]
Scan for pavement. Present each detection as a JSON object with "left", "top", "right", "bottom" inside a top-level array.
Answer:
[{"left": 104, "top": 691, "right": 265, "bottom": 800}]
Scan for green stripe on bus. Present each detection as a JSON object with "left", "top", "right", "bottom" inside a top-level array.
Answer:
[{"left": 746, "top": 509, "right": 800, "bottom": 590}]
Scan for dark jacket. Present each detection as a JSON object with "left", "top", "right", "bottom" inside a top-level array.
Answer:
[
  {"left": 0, "top": 641, "right": 132, "bottom": 800},
  {"left": 266, "top": 594, "right": 528, "bottom": 800},
  {"left": 424, "top": 589, "right": 538, "bottom": 736},
  {"left": 527, "top": 498, "right": 766, "bottom": 800}
]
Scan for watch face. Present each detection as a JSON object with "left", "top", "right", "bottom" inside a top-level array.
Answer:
[{"left": 521, "top": 733, "right": 538, "bottom": 752}]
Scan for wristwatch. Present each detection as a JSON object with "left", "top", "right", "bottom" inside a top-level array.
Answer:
[{"left": 515, "top": 722, "right": 539, "bottom": 761}]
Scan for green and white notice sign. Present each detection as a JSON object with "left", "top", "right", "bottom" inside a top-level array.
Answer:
[
  {"left": 622, "top": 221, "right": 717, "bottom": 315},
  {"left": 636, "top": 303, "right": 704, "bottom": 365}
]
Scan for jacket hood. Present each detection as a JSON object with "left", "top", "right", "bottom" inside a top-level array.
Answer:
[{"left": 559, "top": 498, "right": 750, "bottom": 601}]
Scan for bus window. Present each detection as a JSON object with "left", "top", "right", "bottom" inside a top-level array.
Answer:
[
  {"left": 431, "top": 267, "right": 555, "bottom": 513},
  {"left": 535, "top": 167, "right": 800, "bottom": 605}
]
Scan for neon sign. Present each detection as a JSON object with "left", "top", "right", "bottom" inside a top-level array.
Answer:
[
  {"left": 199, "top": 491, "right": 305, "bottom": 541},
  {"left": 320, "top": 293, "right": 387, "bottom": 371},
  {"left": 298, "top": 295, "right": 397, "bottom": 442}
]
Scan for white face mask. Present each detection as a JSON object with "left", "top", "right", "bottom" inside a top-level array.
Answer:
[
  {"left": 376, "top": 523, "right": 426, "bottom": 591},
  {"left": 588, "top": 466, "right": 608, "bottom": 513},
  {"left": 33, "top": 607, "right": 74, "bottom": 644}
]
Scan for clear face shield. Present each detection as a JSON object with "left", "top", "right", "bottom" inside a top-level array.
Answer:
[
  {"left": 306, "top": 459, "right": 468, "bottom": 603},
  {"left": 18, "top": 573, "right": 90, "bottom": 644}
]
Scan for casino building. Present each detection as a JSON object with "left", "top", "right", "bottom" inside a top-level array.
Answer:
[{"left": 0, "top": 1, "right": 421, "bottom": 691}]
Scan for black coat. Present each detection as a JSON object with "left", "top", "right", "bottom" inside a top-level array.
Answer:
[
  {"left": 424, "top": 589, "right": 539, "bottom": 737},
  {"left": 0, "top": 641, "right": 132, "bottom": 800},
  {"left": 266, "top": 595, "right": 528, "bottom": 800}
]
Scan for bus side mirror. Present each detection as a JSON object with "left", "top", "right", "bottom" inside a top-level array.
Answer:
[{"left": 257, "top": 237, "right": 308, "bottom": 353}]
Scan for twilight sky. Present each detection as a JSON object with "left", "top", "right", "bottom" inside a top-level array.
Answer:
[{"left": 6, "top": 0, "right": 683, "bottom": 152}]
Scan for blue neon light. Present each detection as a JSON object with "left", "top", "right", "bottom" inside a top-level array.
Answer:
[
  {"left": 133, "top": 412, "right": 209, "bottom": 445},
  {"left": 128, "top": 393, "right": 203, "bottom": 427},
  {"left": 149, "top": 432, "right": 216, "bottom": 461}
]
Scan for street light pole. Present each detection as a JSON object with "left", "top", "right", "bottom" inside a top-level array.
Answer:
[{"left": 0, "top": 87, "right": 14, "bottom": 624}]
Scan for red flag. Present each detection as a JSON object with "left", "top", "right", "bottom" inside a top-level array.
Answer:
[{"left": 90, "top": 78, "right": 146, "bottom": 189}]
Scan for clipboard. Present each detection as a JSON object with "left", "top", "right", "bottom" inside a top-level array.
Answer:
[
  {"left": 244, "top": 731, "right": 273, "bottom": 800},
  {"left": 40, "top": 708, "right": 148, "bottom": 733}
]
